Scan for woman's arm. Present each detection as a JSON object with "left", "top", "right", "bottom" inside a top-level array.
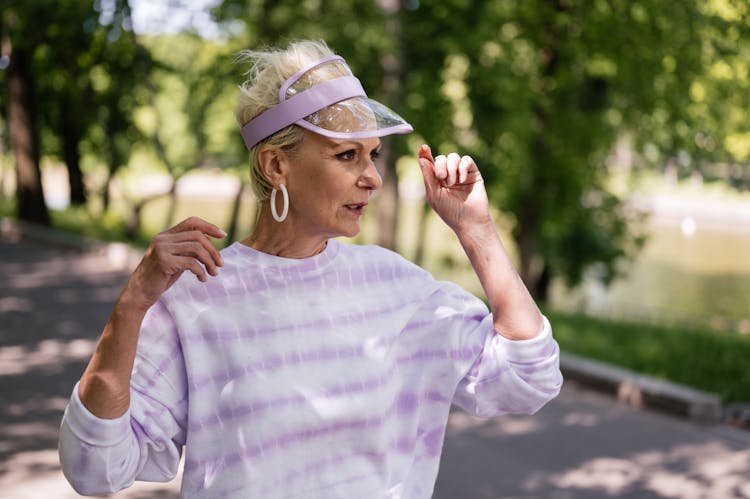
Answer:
[
  {"left": 416, "top": 145, "right": 542, "bottom": 340},
  {"left": 78, "top": 216, "right": 225, "bottom": 418}
]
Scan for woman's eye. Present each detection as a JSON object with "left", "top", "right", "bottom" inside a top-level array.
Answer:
[
  {"left": 370, "top": 150, "right": 382, "bottom": 161},
  {"left": 336, "top": 150, "right": 356, "bottom": 161}
]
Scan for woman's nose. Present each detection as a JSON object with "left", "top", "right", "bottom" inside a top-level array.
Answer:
[{"left": 359, "top": 158, "right": 383, "bottom": 190}]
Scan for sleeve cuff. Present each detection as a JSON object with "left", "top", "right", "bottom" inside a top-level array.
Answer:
[
  {"left": 493, "top": 315, "right": 557, "bottom": 363},
  {"left": 63, "top": 381, "right": 132, "bottom": 446}
]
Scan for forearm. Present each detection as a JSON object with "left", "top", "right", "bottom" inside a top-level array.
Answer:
[
  {"left": 456, "top": 219, "right": 543, "bottom": 340},
  {"left": 78, "top": 290, "right": 149, "bottom": 419}
]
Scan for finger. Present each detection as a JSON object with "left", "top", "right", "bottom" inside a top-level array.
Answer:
[
  {"left": 191, "top": 230, "right": 225, "bottom": 270},
  {"left": 162, "top": 238, "right": 221, "bottom": 276},
  {"left": 417, "top": 145, "right": 440, "bottom": 193},
  {"left": 418, "top": 144, "right": 435, "bottom": 164},
  {"left": 458, "top": 155, "right": 474, "bottom": 184},
  {"left": 446, "top": 153, "right": 460, "bottom": 186},
  {"left": 175, "top": 255, "right": 209, "bottom": 282},
  {"left": 169, "top": 216, "right": 227, "bottom": 240},
  {"left": 161, "top": 229, "right": 225, "bottom": 269},
  {"left": 433, "top": 155, "right": 448, "bottom": 182}
]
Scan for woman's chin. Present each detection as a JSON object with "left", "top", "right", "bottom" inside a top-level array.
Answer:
[{"left": 339, "top": 223, "right": 361, "bottom": 239}]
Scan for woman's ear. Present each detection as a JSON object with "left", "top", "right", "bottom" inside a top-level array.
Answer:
[{"left": 258, "top": 146, "right": 288, "bottom": 185}]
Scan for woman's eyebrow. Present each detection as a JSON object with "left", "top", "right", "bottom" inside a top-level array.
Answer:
[
  {"left": 323, "top": 137, "right": 382, "bottom": 150},
  {"left": 326, "top": 140, "right": 362, "bottom": 150}
]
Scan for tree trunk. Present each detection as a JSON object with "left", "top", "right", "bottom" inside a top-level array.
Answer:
[
  {"left": 60, "top": 95, "right": 87, "bottom": 205},
  {"left": 7, "top": 43, "right": 49, "bottom": 225},
  {"left": 126, "top": 201, "right": 143, "bottom": 240},
  {"left": 515, "top": 0, "right": 570, "bottom": 302},
  {"left": 375, "top": 13, "right": 405, "bottom": 251},
  {"left": 516, "top": 203, "right": 540, "bottom": 291},
  {"left": 533, "top": 262, "right": 552, "bottom": 303},
  {"left": 102, "top": 147, "right": 116, "bottom": 212},
  {"left": 412, "top": 201, "right": 432, "bottom": 267},
  {"left": 226, "top": 181, "right": 247, "bottom": 246},
  {"left": 376, "top": 141, "right": 399, "bottom": 250}
]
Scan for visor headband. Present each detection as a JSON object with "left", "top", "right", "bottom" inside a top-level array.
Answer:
[{"left": 240, "top": 65, "right": 367, "bottom": 150}]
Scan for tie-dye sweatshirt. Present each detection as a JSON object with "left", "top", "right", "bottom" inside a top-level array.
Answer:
[{"left": 59, "top": 239, "right": 562, "bottom": 498}]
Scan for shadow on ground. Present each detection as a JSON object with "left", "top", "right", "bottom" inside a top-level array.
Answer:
[
  {"left": 436, "top": 384, "right": 750, "bottom": 498},
  {"left": 0, "top": 234, "right": 181, "bottom": 498}
]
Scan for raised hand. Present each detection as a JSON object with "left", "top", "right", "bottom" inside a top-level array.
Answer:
[
  {"left": 416, "top": 144, "right": 492, "bottom": 234},
  {"left": 123, "top": 216, "right": 226, "bottom": 311}
]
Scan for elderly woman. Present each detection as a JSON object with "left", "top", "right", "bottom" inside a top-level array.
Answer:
[{"left": 59, "top": 40, "right": 562, "bottom": 498}]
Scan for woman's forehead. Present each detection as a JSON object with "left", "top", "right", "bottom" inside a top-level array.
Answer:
[{"left": 309, "top": 133, "right": 382, "bottom": 150}]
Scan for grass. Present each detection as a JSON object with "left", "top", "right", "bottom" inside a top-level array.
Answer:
[
  {"left": 51, "top": 205, "right": 149, "bottom": 246},
  {"left": 545, "top": 308, "right": 750, "bottom": 403},
  {"left": 3, "top": 191, "right": 749, "bottom": 404}
]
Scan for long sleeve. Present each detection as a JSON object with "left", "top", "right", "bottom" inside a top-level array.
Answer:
[
  {"left": 402, "top": 276, "right": 561, "bottom": 419},
  {"left": 409, "top": 276, "right": 562, "bottom": 417},
  {"left": 59, "top": 300, "right": 188, "bottom": 495},
  {"left": 452, "top": 315, "right": 562, "bottom": 417}
]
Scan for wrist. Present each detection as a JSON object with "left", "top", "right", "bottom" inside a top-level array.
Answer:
[
  {"left": 118, "top": 268, "right": 163, "bottom": 315},
  {"left": 115, "top": 285, "right": 153, "bottom": 319},
  {"left": 454, "top": 217, "right": 499, "bottom": 250}
]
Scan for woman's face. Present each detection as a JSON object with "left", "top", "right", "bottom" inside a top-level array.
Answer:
[{"left": 283, "top": 131, "right": 383, "bottom": 239}]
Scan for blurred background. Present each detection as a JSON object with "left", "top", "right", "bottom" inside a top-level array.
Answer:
[{"left": 2, "top": 0, "right": 749, "bottom": 408}]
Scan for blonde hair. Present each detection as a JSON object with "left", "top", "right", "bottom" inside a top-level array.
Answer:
[{"left": 235, "top": 40, "right": 337, "bottom": 202}]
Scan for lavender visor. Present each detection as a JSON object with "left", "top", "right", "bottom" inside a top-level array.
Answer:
[{"left": 240, "top": 55, "right": 413, "bottom": 150}]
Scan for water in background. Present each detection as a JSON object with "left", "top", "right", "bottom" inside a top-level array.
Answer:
[{"left": 550, "top": 193, "right": 750, "bottom": 333}]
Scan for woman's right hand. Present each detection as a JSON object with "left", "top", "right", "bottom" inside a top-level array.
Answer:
[{"left": 122, "top": 216, "right": 226, "bottom": 311}]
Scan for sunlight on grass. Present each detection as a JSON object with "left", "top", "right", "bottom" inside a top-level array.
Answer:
[{"left": 546, "top": 309, "right": 750, "bottom": 403}]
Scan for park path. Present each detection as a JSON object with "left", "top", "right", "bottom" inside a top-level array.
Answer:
[{"left": 1, "top": 226, "right": 748, "bottom": 498}]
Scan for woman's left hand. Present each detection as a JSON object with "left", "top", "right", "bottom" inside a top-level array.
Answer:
[{"left": 417, "top": 144, "right": 492, "bottom": 234}]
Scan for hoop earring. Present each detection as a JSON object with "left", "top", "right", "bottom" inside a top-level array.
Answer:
[{"left": 270, "top": 184, "right": 289, "bottom": 222}]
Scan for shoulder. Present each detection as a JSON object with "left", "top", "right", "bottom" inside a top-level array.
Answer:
[
  {"left": 344, "top": 244, "right": 486, "bottom": 307},
  {"left": 337, "top": 241, "right": 430, "bottom": 278}
]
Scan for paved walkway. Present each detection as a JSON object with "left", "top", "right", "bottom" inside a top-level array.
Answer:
[{"left": 1, "top": 229, "right": 748, "bottom": 498}]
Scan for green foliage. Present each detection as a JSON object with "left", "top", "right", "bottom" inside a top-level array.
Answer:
[
  {"left": 546, "top": 308, "right": 750, "bottom": 403},
  {"left": 396, "top": 0, "right": 713, "bottom": 292},
  {"left": 4, "top": 0, "right": 750, "bottom": 300},
  {"left": 136, "top": 34, "right": 245, "bottom": 175},
  {"left": 0, "top": 0, "right": 147, "bottom": 210}
]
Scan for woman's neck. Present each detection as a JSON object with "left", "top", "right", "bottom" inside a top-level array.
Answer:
[{"left": 241, "top": 206, "right": 328, "bottom": 259}]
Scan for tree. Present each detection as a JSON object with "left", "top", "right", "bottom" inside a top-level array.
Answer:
[
  {"left": 120, "top": 33, "right": 243, "bottom": 236},
  {"left": 82, "top": 19, "right": 152, "bottom": 212},
  {"left": 1, "top": 6, "right": 50, "bottom": 225},
  {"left": 1, "top": 0, "right": 137, "bottom": 223},
  {"left": 647, "top": 0, "right": 750, "bottom": 188},
  {"left": 398, "top": 0, "right": 705, "bottom": 299}
]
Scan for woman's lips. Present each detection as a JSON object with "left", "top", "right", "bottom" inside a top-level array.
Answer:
[{"left": 344, "top": 203, "right": 367, "bottom": 215}]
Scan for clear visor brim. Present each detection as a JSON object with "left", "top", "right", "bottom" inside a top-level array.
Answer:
[
  {"left": 240, "top": 56, "right": 412, "bottom": 150},
  {"left": 297, "top": 96, "right": 413, "bottom": 139}
]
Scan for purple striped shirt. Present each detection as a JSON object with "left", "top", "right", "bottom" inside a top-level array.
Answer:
[{"left": 59, "top": 239, "right": 562, "bottom": 498}]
